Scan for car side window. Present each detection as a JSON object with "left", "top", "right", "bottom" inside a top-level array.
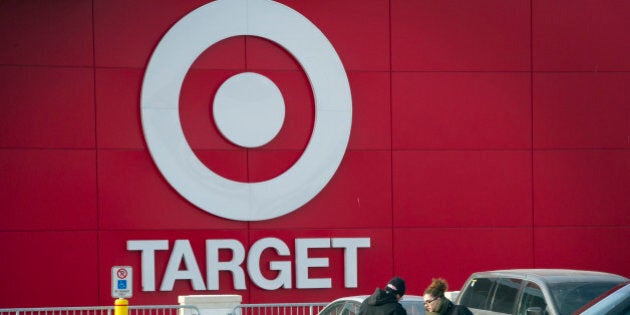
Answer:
[
  {"left": 459, "top": 278, "right": 494, "bottom": 310},
  {"left": 343, "top": 302, "right": 360, "bottom": 315},
  {"left": 517, "top": 282, "right": 547, "bottom": 315},
  {"left": 489, "top": 278, "right": 522, "bottom": 314}
]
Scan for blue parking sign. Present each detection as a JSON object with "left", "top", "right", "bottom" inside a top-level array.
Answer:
[{"left": 118, "top": 279, "right": 127, "bottom": 289}]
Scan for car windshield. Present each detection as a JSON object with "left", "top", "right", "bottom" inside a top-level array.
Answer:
[{"left": 548, "top": 281, "right": 623, "bottom": 315}]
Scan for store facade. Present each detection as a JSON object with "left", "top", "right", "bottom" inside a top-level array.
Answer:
[{"left": 1, "top": 0, "right": 629, "bottom": 308}]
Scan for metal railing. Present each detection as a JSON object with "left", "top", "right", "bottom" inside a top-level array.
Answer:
[
  {"left": 1, "top": 302, "right": 329, "bottom": 315},
  {"left": 0, "top": 305, "right": 200, "bottom": 315},
  {"left": 230, "top": 303, "right": 328, "bottom": 315}
]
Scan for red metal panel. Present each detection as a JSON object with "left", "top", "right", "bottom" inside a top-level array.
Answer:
[
  {"left": 248, "top": 150, "right": 303, "bottom": 183},
  {"left": 0, "top": 0, "right": 93, "bottom": 66},
  {"left": 246, "top": 37, "right": 301, "bottom": 71},
  {"left": 534, "top": 151, "right": 630, "bottom": 226},
  {"left": 192, "top": 36, "right": 247, "bottom": 70},
  {"left": 533, "top": 0, "right": 630, "bottom": 71},
  {"left": 194, "top": 149, "right": 250, "bottom": 183},
  {"left": 393, "top": 150, "right": 532, "bottom": 227},
  {"left": 0, "top": 66, "right": 95, "bottom": 148},
  {"left": 391, "top": 0, "right": 530, "bottom": 71},
  {"left": 534, "top": 227, "right": 630, "bottom": 277},
  {"left": 347, "top": 72, "right": 391, "bottom": 150},
  {"left": 392, "top": 72, "right": 532, "bottom": 150},
  {"left": 273, "top": 0, "right": 390, "bottom": 71},
  {"left": 250, "top": 150, "right": 392, "bottom": 229},
  {"left": 96, "top": 68, "right": 146, "bottom": 149},
  {"left": 396, "top": 228, "right": 534, "bottom": 292},
  {"left": 0, "top": 149, "right": 97, "bottom": 230},
  {"left": 0, "top": 231, "right": 98, "bottom": 307},
  {"left": 98, "top": 149, "right": 246, "bottom": 229},
  {"left": 534, "top": 73, "right": 630, "bottom": 149},
  {"left": 94, "top": 0, "right": 224, "bottom": 68}
]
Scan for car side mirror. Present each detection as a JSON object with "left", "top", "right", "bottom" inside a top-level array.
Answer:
[{"left": 526, "top": 307, "right": 543, "bottom": 315}]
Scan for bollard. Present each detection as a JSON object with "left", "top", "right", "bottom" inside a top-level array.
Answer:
[{"left": 115, "top": 298, "right": 128, "bottom": 315}]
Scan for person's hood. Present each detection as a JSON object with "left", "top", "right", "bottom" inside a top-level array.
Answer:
[{"left": 366, "top": 288, "right": 398, "bottom": 306}]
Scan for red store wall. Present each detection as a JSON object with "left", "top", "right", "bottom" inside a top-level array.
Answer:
[{"left": 1, "top": 0, "right": 629, "bottom": 308}]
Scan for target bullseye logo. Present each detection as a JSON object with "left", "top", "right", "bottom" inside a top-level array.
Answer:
[
  {"left": 213, "top": 72, "right": 286, "bottom": 148},
  {"left": 141, "top": 0, "right": 352, "bottom": 221}
]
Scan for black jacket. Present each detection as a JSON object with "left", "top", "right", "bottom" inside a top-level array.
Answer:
[
  {"left": 358, "top": 288, "right": 407, "bottom": 315},
  {"left": 434, "top": 298, "right": 472, "bottom": 315}
]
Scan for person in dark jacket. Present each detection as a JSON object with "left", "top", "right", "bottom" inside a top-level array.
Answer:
[
  {"left": 423, "top": 278, "right": 472, "bottom": 315},
  {"left": 359, "top": 276, "right": 407, "bottom": 315}
]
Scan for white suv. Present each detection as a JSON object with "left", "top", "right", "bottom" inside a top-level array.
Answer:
[{"left": 454, "top": 269, "right": 628, "bottom": 315}]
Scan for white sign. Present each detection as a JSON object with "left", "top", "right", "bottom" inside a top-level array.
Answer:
[
  {"left": 112, "top": 266, "right": 133, "bottom": 298},
  {"left": 127, "top": 237, "right": 370, "bottom": 291},
  {"left": 140, "top": 0, "right": 352, "bottom": 221}
]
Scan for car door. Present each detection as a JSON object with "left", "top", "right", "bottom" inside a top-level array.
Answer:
[
  {"left": 459, "top": 277, "right": 523, "bottom": 315},
  {"left": 516, "top": 281, "right": 548, "bottom": 315},
  {"left": 487, "top": 278, "right": 523, "bottom": 314}
]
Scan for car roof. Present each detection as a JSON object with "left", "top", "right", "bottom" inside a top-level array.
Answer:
[
  {"left": 468, "top": 269, "right": 629, "bottom": 284},
  {"left": 328, "top": 294, "right": 424, "bottom": 304},
  {"left": 329, "top": 295, "right": 369, "bottom": 303},
  {"left": 401, "top": 295, "right": 424, "bottom": 301}
]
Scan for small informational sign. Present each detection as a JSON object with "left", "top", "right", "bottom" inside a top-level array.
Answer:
[{"left": 112, "top": 266, "right": 133, "bottom": 298}]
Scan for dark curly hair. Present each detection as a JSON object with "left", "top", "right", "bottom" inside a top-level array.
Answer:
[{"left": 424, "top": 278, "right": 448, "bottom": 297}]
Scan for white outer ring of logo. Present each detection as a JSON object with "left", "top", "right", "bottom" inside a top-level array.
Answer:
[{"left": 140, "top": 0, "right": 352, "bottom": 221}]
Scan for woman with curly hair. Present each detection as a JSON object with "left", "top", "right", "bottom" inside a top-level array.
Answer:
[{"left": 423, "top": 278, "right": 472, "bottom": 315}]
